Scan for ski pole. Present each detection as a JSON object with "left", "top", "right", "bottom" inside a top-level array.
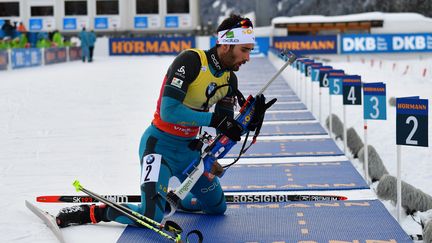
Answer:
[
  {"left": 73, "top": 180, "right": 184, "bottom": 243},
  {"left": 257, "top": 50, "right": 297, "bottom": 95}
]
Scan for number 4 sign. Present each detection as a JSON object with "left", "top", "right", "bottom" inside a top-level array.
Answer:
[
  {"left": 363, "top": 82, "right": 386, "bottom": 120},
  {"left": 343, "top": 76, "right": 362, "bottom": 105},
  {"left": 396, "top": 97, "right": 428, "bottom": 147}
]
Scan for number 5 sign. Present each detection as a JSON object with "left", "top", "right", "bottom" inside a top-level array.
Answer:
[
  {"left": 396, "top": 97, "right": 428, "bottom": 147},
  {"left": 363, "top": 82, "right": 386, "bottom": 120}
]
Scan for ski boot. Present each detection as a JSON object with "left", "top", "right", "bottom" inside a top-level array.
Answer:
[{"left": 56, "top": 204, "right": 109, "bottom": 228}]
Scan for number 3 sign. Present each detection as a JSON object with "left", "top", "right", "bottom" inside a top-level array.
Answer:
[
  {"left": 363, "top": 82, "right": 386, "bottom": 120},
  {"left": 396, "top": 97, "right": 428, "bottom": 147}
]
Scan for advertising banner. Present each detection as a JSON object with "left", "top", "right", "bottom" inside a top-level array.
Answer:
[
  {"left": 0, "top": 50, "right": 8, "bottom": 70},
  {"left": 273, "top": 35, "right": 337, "bottom": 55},
  {"left": 11, "top": 48, "right": 42, "bottom": 69},
  {"left": 109, "top": 37, "right": 195, "bottom": 55},
  {"left": 69, "top": 47, "right": 82, "bottom": 61},
  {"left": 45, "top": 48, "right": 67, "bottom": 65},
  {"left": 341, "top": 33, "right": 432, "bottom": 54}
]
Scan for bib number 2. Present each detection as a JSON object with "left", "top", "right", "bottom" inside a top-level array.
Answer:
[{"left": 141, "top": 154, "right": 162, "bottom": 184}]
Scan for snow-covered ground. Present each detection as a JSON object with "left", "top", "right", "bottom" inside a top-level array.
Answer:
[{"left": 0, "top": 52, "right": 430, "bottom": 242}]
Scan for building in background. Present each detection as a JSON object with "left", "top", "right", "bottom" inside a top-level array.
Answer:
[{"left": 0, "top": 0, "right": 200, "bottom": 36}]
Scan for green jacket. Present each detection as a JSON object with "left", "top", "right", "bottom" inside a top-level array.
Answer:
[{"left": 53, "top": 32, "right": 64, "bottom": 47}]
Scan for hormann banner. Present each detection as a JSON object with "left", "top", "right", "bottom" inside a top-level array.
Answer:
[
  {"left": 109, "top": 37, "right": 195, "bottom": 55},
  {"left": 341, "top": 33, "right": 432, "bottom": 54},
  {"left": 273, "top": 35, "right": 337, "bottom": 55}
]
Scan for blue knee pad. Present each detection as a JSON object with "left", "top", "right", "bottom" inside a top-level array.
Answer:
[{"left": 179, "top": 175, "right": 227, "bottom": 215}]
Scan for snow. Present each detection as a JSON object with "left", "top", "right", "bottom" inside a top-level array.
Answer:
[
  {"left": 272, "top": 12, "right": 432, "bottom": 24},
  {"left": 1, "top": 52, "right": 431, "bottom": 242},
  {"left": 272, "top": 12, "right": 432, "bottom": 33}
]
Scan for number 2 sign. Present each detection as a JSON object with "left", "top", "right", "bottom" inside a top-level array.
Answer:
[{"left": 396, "top": 97, "right": 428, "bottom": 147}]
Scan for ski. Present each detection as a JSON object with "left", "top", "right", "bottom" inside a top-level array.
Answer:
[
  {"left": 37, "top": 193, "right": 348, "bottom": 204},
  {"left": 25, "top": 200, "right": 66, "bottom": 243}
]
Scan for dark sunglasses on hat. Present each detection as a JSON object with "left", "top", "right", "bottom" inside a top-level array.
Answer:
[{"left": 220, "top": 18, "right": 253, "bottom": 39}]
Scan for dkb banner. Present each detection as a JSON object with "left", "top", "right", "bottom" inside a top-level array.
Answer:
[
  {"left": 11, "top": 48, "right": 42, "bottom": 69},
  {"left": 341, "top": 33, "right": 432, "bottom": 54}
]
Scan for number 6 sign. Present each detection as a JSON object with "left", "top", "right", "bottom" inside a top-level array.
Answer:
[{"left": 396, "top": 97, "right": 428, "bottom": 147}]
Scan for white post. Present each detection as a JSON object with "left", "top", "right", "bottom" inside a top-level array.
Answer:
[
  {"left": 7, "top": 49, "right": 12, "bottom": 70},
  {"left": 397, "top": 145, "right": 402, "bottom": 222},
  {"left": 364, "top": 120, "right": 369, "bottom": 184},
  {"left": 66, "top": 46, "right": 70, "bottom": 62},
  {"left": 319, "top": 89, "right": 322, "bottom": 123},
  {"left": 41, "top": 48, "right": 46, "bottom": 66},
  {"left": 329, "top": 93, "right": 333, "bottom": 138},
  {"left": 304, "top": 75, "right": 307, "bottom": 105},
  {"left": 343, "top": 105, "right": 347, "bottom": 154},
  {"left": 311, "top": 80, "right": 314, "bottom": 113},
  {"left": 299, "top": 75, "right": 303, "bottom": 102}
]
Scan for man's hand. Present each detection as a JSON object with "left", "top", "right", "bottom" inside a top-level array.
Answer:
[
  {"left": 247, "top": 94, "right": 277, "bottom": 131},
  {"left": 210, "top": 114, "right": 243, "bottom": 141},
  {"left": 207, "top": 161, "right": 224, "bottom": 180}
]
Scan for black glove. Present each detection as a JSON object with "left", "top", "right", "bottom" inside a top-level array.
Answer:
[
  {"left": 210, "top": 114, "right": 243, "bottom": 141},
  {"left": 247, "top": 94, "right": 277, "bottom": 131}
]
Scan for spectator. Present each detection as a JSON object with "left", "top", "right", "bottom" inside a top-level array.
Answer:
[
  {"left": 36, "top": 33, "right": 51, "bottom": 48},
  {"left": 0, "top": 36, "right": 12, "bottom": 49},
  {"left": 88, "top": 30, "right": 96, "bottom": 62},
  {"left": 1, "top": 20, "right": 15, "bottom": 38},
  {"left": 78, "top": 27, "right": 89, "bottom": 62},
  {"left": 17, "top": 22, "right": 27, "bottom": 33},
  {"left": 52, "top": 30, "right": 64, "bottom": 47},
  {"left": 17, "top": 32, "right": 29, "bottom": 48}
]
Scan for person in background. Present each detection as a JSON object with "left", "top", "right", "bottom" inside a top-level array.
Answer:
[
  {"left": 17, "top": 32, "right": 29, "bottom": 48},
  {"left": 1, "top": 20, "right": 15, "bottom": 38},
  {"left": 79, "top": 27, "right": 89, "bottom": 62},
  {"left": 88, "top": 30, "right": 96, "bottom": 62},
  {"left": 36, "top": 32, "right": 51, "bottom": 48},
  {"left": 52, "top": 30, "right": 64, "bottom": 47},
  {"left": 17, "top": 22, "right": 27, "bottom": 33},
  {"left": 54, "top": 14, "right": 275, "bottom": 229},
  {"left": 0, "top": 37, "right": 12, "bottom": 49}
]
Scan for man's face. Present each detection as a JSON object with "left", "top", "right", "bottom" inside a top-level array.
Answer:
[{"left": 220, "top": 44, "right": 254, "bottom": 71}]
